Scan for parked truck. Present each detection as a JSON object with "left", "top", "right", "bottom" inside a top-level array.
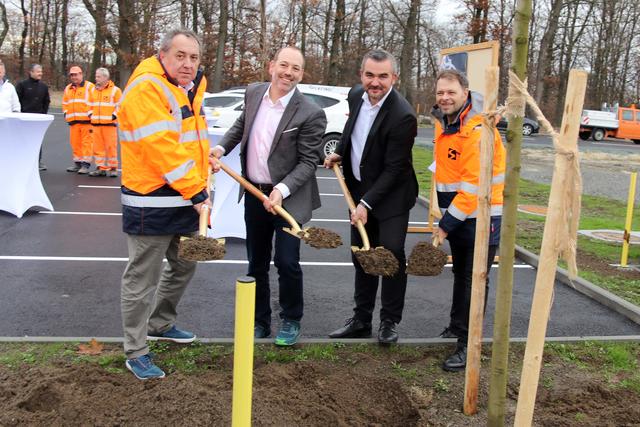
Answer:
[{"left": 579, "top": 104, "right": 640, "bottom": 144}]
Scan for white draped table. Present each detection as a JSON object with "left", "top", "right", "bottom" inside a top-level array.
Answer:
[
  {"left": 208, "top": 127, "right": 246, "bottom": 239},
  {"left": 0, "top": 112, "right": 54, "bottom": 218}
]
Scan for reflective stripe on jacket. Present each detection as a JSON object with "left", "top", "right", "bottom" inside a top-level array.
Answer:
[
  {"left": 89, "top": 81, "right": 121, "bottom": 126},
  {"left": 432, "top": 91, "right": 506, "bottom": 245},
  {"left": 62, "top": 81, "right": 94, "bottom": 125},
  {"left": 117, "top": 56, "right": 209, "bottom": 235}
]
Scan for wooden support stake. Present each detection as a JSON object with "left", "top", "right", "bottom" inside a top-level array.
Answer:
[
  {"left": 621, "top": 171, "right": 637, "bottom": 267},
  {"left": 513, "top": 69, "right": 588, "bottom": 426},
  {"left": 463, "top": 66, "right": 499, "bottom": 415}
]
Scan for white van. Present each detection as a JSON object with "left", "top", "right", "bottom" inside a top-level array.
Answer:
[{"left": 211, "top": 84, "right": 350, "bottom": 159}]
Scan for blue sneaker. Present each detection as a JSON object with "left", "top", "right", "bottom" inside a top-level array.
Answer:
[
  {"left": 255, "top": 324, "right": 271, "bottom": 338},
  {"left": 275, "top": 320, "right": 300, "bottom": 346},
  {"left": 125, "top": 354, "right": 165, "bottom": 380},
  {"left": 147, "top": 325, "right": 196, "bottom": 343}
]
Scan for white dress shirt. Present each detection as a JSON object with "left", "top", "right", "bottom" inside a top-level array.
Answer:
[{"left": 350, "top": 88, "right": 392, "bottom": 182}]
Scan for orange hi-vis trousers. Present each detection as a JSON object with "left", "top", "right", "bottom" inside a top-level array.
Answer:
[
  {"left": 70, "top": 123, "right": 93, "bottom": 164},
  {"left": 92, "top": 126, "right": 118, "bottom": 170}
]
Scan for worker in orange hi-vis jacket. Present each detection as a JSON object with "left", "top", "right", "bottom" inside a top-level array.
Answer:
[
  {"left": 62, "top": 66, "right": 95, "bottom": 174},
  {"left": 88, "top": 67, "right": 122, "bottom": 178}
]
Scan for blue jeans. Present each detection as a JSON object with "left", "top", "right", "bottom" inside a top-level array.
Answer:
[{"left": 244, "top": 194, "right": 303, "bottom": 329}]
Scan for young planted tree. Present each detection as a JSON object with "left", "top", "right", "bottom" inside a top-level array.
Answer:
[{"left": 486, "top": 0, "right": 532, "bottom": 425}]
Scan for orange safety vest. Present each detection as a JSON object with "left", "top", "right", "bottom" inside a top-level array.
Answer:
[
  {"left": 117, "top": 56, "right": 209, "bottom": 203},
  {"left": 62, "top": 80, "right": 95, "bottom": 125},
  {"left": 89, "top": 80, "right": 122, "bottom": 126},
  {"left": 433, "top": 92, "right": 506, "bottom": 235}
]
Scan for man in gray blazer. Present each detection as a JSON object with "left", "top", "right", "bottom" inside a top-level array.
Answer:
[{"left": 211, "top": 46, "right": 327, "bottom": 346}]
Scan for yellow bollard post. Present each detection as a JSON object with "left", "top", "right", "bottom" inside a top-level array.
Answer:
[
  {"left": 621, "top": 172, "right": 637, "bottom": 267},
  {"left": 232, "top": 276, "right": 256, "bottom": 427}
]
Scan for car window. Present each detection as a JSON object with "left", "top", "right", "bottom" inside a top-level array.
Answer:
[
  {"left": 203, "top": 96, "right": 242, "bottom": 108},
  {"left": 303, "top": 93, "right": 340, "bottom": 109},
  {"left": 622, "top": 110, "right": 633, "bottom": 121},
  {"left": 636, "top": 111, "right": 640, "bottom": 122}
]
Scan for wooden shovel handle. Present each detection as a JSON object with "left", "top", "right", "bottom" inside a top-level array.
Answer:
[
  {"left": 197, "top": 165, "right": 213, "bottom": 237},
  {"left": 332, "top": 164, "right": 370, "bottom": 250},
  {"left": 432, "top": 233, "right": 441, "bottom": 247},
  {"left": 215, "top": 158, "right": 302, "bottom": 234}
]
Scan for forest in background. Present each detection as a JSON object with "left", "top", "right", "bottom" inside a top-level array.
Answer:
[{"left": 1, "top": 0, "right": 639, "bottom": 123}]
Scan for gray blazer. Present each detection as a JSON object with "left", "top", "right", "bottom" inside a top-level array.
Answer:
[{"left": 219, "top": 82, "right": 327, "bottom": 224}]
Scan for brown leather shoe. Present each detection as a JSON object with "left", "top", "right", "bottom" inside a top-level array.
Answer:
[
  {"left": 377, "top": 319, "right": 398, "bottom": 345},
  {"left": 328, "top": 318, "right": 372, "bottom": 338}
]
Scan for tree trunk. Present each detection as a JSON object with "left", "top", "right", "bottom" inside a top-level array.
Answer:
[
  {"left": 534, "top": 0, "right": 563, "bottom": 105},
  {"left": 259, "top": 0, "right": 267, "bottom": 81},
  {"left": 18, "top": 0, "right": 29, "bottom": 77},
  {"left": 300, "top": 0, "right": 307, "bottom": 56},
  {"left": 212, "top": 0, "right": 228, "bottom": 91},
  {"left": 322, "top": 0, "right": 333, "bottom": 83},
  {"left": 399, "top": 0, "right": 420, "bottom": 105},
  {"left": 328, "top": 0, "right": 344, "bottom": 85},
  {"left": 486, "top": 0, "right": 532, "bottom": 425},
  {"left": 0, "top": 1, "right": 7, "bottom": 51},
  {"left": 61, "top": 0, "right": 69, "bottom": 77},
  {"left": 181, "top": 0, "right": 188, "bottom": 27}
]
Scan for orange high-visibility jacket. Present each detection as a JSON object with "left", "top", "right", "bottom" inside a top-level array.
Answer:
[
  {"left": 89, "top": 80, "right": 122, "bottom": 126},
  {"left": 62, "top": 80, "right": 95, "bottom": 125},
  {"left": 433, "top": 92, "right": 506, "bottom": 239},
  {"left": 118, "top": 56, "right": 209, "bottom": 203}
]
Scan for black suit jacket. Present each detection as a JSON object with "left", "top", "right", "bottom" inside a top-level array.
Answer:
[{"left": 336, "top": 86, "right": 418, "bottom": 220}]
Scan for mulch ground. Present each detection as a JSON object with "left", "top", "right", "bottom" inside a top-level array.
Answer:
[{"left": 0, "top": 343, "right": 638, "bottom": 426}]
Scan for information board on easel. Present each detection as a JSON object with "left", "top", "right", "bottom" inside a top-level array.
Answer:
[{"left": 408, "top": 41, "right": 500, "bottom": 234}]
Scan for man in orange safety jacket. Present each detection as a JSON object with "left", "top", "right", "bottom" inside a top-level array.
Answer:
[
  {"left": 62, "top": 65, "right": 94, "bottom": 174},
  {"left": 88, "top": 67, "right": 121, "bottom": 177},
  {"left": 117, "top": 28, "right": 211, "bottom": 380},
  {"left": 431, "top": 69, "right": 506, "bottom": 372}
]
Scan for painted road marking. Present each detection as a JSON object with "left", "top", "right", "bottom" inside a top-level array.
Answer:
[{"left": 0, "top": 256, "right": 533, "bottom": 268}]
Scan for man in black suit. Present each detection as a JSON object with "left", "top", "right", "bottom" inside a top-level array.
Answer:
[
  {"left": 16, "top": 64, "right": 51, "bottom": 171},
  {"left": 324, "top": 49, "right": 418, "bottom": 344},
  {"left": 211, "top": 46, "right": 327, "bottom": 346}
]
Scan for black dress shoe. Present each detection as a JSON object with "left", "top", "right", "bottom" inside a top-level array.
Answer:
[
  {"left": 442, "top": 345, "right": 467, "bottom": 372},
  {"left": 328, "top": 318, "right": 372, "bottom": 338},
  {"left": 377, "top": 320, "right": 398, "bottom": 345},
  {"left": 439, "top": 326, "right": 459, "bottom": 339}
]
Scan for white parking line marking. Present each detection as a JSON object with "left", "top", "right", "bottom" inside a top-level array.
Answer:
[
  {"left": 317, "top": 177, "right": 338, "bottom": 180},
  {"left": 78, "top": 185, "right": 121, "bottom": 189},
  {"left": 40, "top": 211, "right": 121, "bottom": 216},
  {"left": 0, "top": 256, "right": 533, "bottom": 268},
  {"left": 38, "top": 211, "right": 432, "bottom": 225},
  {"left": 320, "top": 193, "right": 344, "bottom": 196}
]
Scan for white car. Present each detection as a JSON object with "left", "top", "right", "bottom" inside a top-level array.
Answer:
[
  {"left": 212, "top": 84, "right": 350, "bottom": 159},
  {"left": 202, "top": 91, "right": 244, "bottom": 127}
]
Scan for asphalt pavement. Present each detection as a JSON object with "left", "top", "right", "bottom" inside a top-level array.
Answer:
[{"left": 1, "top": 114, "right": 639, "bottom": 340}]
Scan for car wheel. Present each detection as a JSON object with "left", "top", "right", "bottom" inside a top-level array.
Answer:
[
  {"left": 322, "top": 133, "right": 341, "bottom": 160},
  {"left": 592, "top": 128, "right": 605, "bottom": 141},
  {"left": 522, "top": 124, "right": 534, "bottom": 136},
  {"left": 633, "top": 139, "right": 640, "bottom": 145},
  {"left": 578, "top": 131, "right": 591, "bottom": 141}
]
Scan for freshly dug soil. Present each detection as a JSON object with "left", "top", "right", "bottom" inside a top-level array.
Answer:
[
  {"left": 301, "top": 227, "right": 343, "bottom": 249},
  {"left": 1, "top": 343, "right": 639, "bottom": 426},
  {"left": 355, "top": 246, "right": 399, "bottom": 277},
  {"left": 178, "top": 236, "right": 226, "bottom": 261},
  {"left": 406, "top": 242, "right": 449, "bottom": 276}
]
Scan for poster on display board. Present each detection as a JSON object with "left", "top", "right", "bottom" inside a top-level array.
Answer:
[{"left": 439, "top": 41, "right": 499, "bottom": 97}]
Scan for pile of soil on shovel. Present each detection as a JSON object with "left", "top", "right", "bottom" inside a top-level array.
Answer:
[
  {"left": 178, "top": 236, "right": 226, "bottom": 261},
  {"left": 355, "top": 247, "right": 399, "bottom": 277},
  {"left": 406, "top": 242, "right": 448, "bottom": 276},
  {"left": 300, "top": 227, "right": 342, "bottom": 249}
]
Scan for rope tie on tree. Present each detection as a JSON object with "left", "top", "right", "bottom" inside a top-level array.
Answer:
[{"left": 487, "top": 70, "right": 582, "bottom": 278}]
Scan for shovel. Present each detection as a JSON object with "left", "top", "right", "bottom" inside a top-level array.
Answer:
[
  {"left": 178, "top": 167, "right": 226, "bottom": 261},
  {"left": 332, "top": 164, "right": 399, "bottom": 277},
  {"left": 215, "top": 159, "right": 342, "bottom": 249},
  {"left": 406, "top": 233, "right": 448, "bottom": 276}
]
